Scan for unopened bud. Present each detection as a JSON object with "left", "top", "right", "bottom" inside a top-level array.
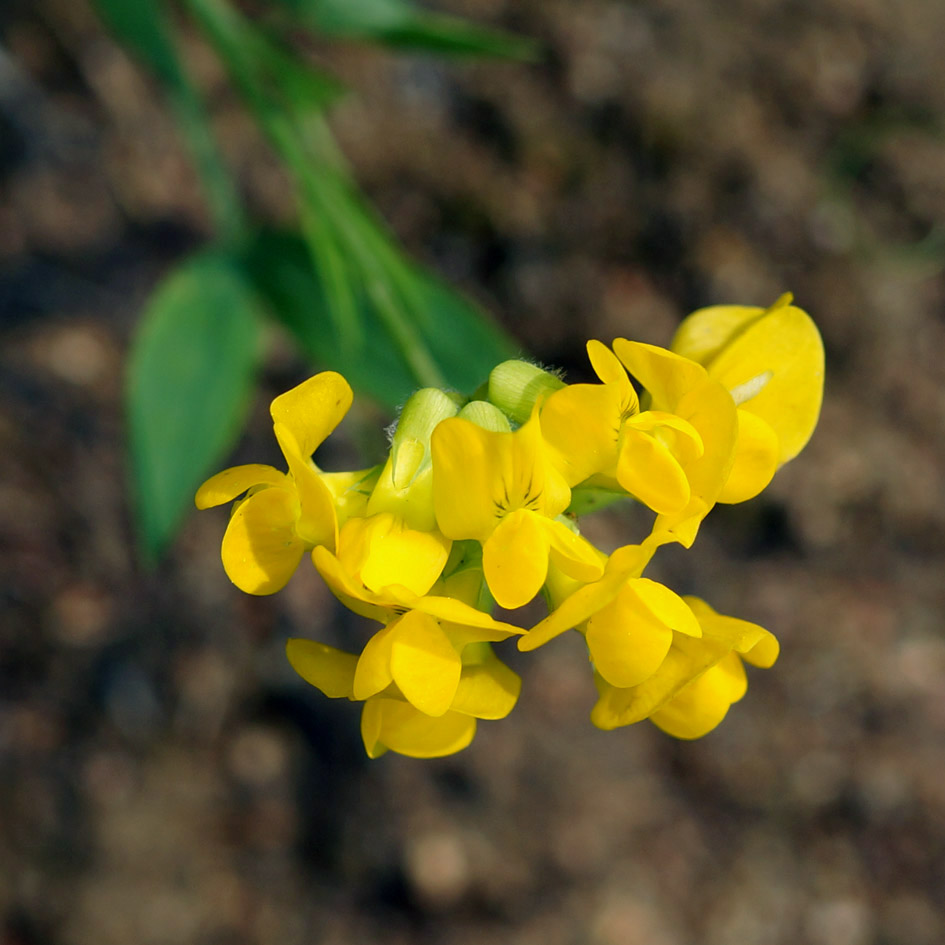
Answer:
[
  {"left": 458, "top": 400, "right": 512, "bottom": 433},
  {"left": 488, "top": 360, "right": 564, "bottom": 425}
]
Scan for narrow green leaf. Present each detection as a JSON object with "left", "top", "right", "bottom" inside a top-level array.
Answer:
[
  {"left": 244, "top": 31, "right": 346, "bottom": 115},
  {"left": 182, "top": 0, "right": 362, "bottom": 352},
  {"left": 379, "top": 14, "right": 540, "bottom": 59},
  {"left": 127, "top": 252, "right": 260, "bottom": 561},
  {"left": 273, "top": 0, "right": 538, "bottom": 59}
]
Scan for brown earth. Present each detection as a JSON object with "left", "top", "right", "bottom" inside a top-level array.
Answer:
[{"left": 2, "top": 1, "right": 945, "bottom": 943}]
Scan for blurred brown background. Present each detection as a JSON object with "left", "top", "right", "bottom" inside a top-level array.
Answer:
[{"left": 3, "top": 0, "right": 945, "bottom": 943}]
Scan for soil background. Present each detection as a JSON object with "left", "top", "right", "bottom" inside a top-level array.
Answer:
[{"left": 3, "top": 1, "right": 945, "bottom": 943}]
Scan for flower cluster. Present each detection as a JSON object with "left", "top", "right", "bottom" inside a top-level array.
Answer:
[{"left": 198, "top": 294, "right": 823, "bottom": 757}]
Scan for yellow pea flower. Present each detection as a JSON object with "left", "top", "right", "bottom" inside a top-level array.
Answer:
[
  {"left": 519, "top": 531, "right": 700, "bottom": 691},
  {"left": 540, "top": 341, "right": 705, "bottom": 515},
  {"left": 195, "top": 372, "right": 374, "bottom": 594},
  {"left": 610, "top": 339, "right": 740, "bottom": 547},
  {"left": 670, "top": 293, "right": 825, "bottom": 503},
  {"left": 286, "top": 621, "right": 521, "bottom": 758},
  {"left": 430, "top": 410, "right": 603, "bottom": 610},
  {"left": 590, "top": 597, "right": 779, "bottom": 738},
  {"left": 311, "top": 522, "right": 523, "bottom": 720}
]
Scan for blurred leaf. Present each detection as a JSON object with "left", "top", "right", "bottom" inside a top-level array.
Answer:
[
  {"left": 91, "top": 0, "right": 181, "bottom": 85},
  {"left": 245, "top": 230, "right": 518, "bottom": 407},
  {"left": 245, "top": 231, "right": 415, "bottom": 407},
  {"left": 127, "top": 252, "right": 260, "bottom": 561},
  {"left": 274, "top": 0, "right": 539, "bottom": 59},
  {"left": 241, "top": 25, "right": 346, "bottom": 115},
  {"left": 183, "top": 0, "right": 364, "bottom": 352}
]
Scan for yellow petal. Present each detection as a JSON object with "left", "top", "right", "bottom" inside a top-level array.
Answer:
[
  {"left": 611, "top": 340, "right": 708, "bottom": 411},
  {"left": 519, "top": 542, "right": 655, "bottom": 652},
  {"left": 274, "top": 422, "right": 337, "bottom": 548},
  {"left": 451, "top": 649, "right": 521, "bottom": 719},
  {"left": 431, "top": 417, "right": 503, "bottom": 541},
  {"left": 270, "top": 371, "right": 352, "bottom": 459},
  {"left": 357, "top": 514, "right": 451, "bottom": 598},
  {"left": 360, "top": 697, "right": 388, "bottom": 758},
  {"left": 353, "top": 623, "right": 396, "bottom": 701},
  {"left": 220, "top": 487, "right": 304, "bottom": 594},
  {"left": 361, "top": 697, "right": 476, "bottom": 759},
  {"left": 630, "top": 578, "right": 701, "bottom": 637},
  {"left": 586, "top": 588, "right": 674, "bottom": 688},
  {"left": 649, "top": 653, "right": 747, "bottom": 739},
  {"left": 414, "top": 599, "right": 523, "bottom": 639},
  {"left": 670, "top": 304, "right": 767, "bottom": 365},
  {"left": 672, "top": 379, "right": 739, "bottom": 505},
  {"left": 506, "top": 408, "right": 572, "bottom": 518},
  {"left": 652, "top": 377, "right": 739, "bottom": 546},
  {"left": 717, "top": 409, "right": 780, "bottom": 503},
  {"left": 704, "top": 302, "right": 824, "bottom": 463},
  {"left": 625, "top": 410, "right": 704, "bottom": 464},
  {"left": 286, "top": 639, "right": 357, "bottom": 698},
  {"left": 543, "top": 518, "right": 606, "bottom": 583},
  {"left": 684, "top": 596, "right": 779, "bottom": 667},
  {"left": 650, "top": 498, "right": 706, "bottom": 550},
  {"left": 539, "top": 382, "right": 622, "bottom": 486},
  {"left": 312, "top": 545, "right": 393, "bottom": 623},
  {"left": 389, "top": 611, "right": 462, "bottom": 717},
  {"left": 586, "top": 339, "right": 637, "bottom": 406},
  {"left": 585, "top": 578, "right": 698, "bottom": 688},
  {"left": 589, "top": 632, "right": 730, "bottom": 730},
  {"left": 616, "top": 427, "right": 690, "bottom": 514},
  {"left": 482, "top": 509, "right": 550, "bottom": 610},
  {"left": 195, "top": 464, "right": 286, "bottom": 509}
]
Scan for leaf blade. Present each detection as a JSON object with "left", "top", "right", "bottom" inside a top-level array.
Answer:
[{"left": 127, "top": 251, "right": 260, "bottom": 561}]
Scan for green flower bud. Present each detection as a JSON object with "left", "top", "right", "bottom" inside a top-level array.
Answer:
[
  {"left": 368, "top": 388, "right": 459, "bottom": 528},
  {"left": 488, "top": 360, "right": 565, "bottom": 425},
  {"left": 458, "top": 400, "right": 512, "bottom": 433}
]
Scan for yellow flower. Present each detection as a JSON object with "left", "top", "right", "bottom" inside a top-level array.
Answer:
[
  {"left": 288, "top": 638, "right": 520, "bottom": 758},
  {"left": 311, "top": 521, "right": 523, "bottom": 723},
  {"left": 195, "top": 372, "right": 373, "bottom": 594},
  {"left": 519, "top": 531, "right": 700, "bottom": 693},
  {"left": 609, "top": 340, "right": 740, "bottom": 547},
  {"left": 590, "top": 597, "right": 779, "bottom": 738},
  {"left": 670, "top": 293, "right": 825, "bottom": 502},
  {"left": 430, "top": 410, "right": 603, "bottom": 609},
  {"left": 540, "top": 341, "right": 705, "bottom": 514}
]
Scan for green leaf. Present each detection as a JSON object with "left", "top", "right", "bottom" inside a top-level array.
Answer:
[
  {"left": 127, "top": 252, "right": 260, "bottom": 561},
  {"left": 245, "top": 230, "right": 518, "bottom": 406},
  {"left": 245, "top": 231, "right": 415, "bottom": 407},
  {"left": 238, "top": 21, "right": 347, "bottom": 116},
  {"left": 91, "top": 0, "right": 181, "bottom": 85},
  {"left": 274, "top": 0, "right": 539, "bottom": 59}
]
